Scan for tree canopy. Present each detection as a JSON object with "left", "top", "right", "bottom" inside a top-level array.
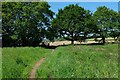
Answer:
[
  {"left": 51, "top": 4, "right": 92, "bottom": 44},
  {"left": 93, "top": 6, "right": 119, "bottom": 43},
  {"left": 2, "top": 3, "right": 119, "bottom": 47},
  {"left": 2, "top": 2, "right": 54, "bottom": 47}
]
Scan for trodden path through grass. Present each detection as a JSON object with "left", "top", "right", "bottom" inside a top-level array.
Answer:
[
  {"left": 29, "top": 57, "right": 45, "bottom": 80},
  {"left": 29, "top": 49, "right": 55, "bottom": 80}
]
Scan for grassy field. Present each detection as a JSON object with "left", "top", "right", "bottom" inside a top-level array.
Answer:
[
  {"left": 2, "top": 47, "right": 51, "bottom": 78},
  {"left": 36, "top": 44, "right": 118, "bottom": 78},
  {"left": 0, "top": 48, "right": 2, "bottom": 79},
  {"left": 2, "top": 44, "right": 118, "bottom": 78}
]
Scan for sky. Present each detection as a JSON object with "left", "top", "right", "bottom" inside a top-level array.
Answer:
[{"left": 48, "top": 2, "right": 118, "bottom": 14}]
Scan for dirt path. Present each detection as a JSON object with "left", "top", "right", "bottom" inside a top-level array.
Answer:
[
  {"left": 29, "top": 49, "right": 55, "bottom": 80},
  {"left": 51, "top": 49, "right": 55, "bottom": 53},
  {"left": 29, "top": 57, "right": 45, "bottom": 80}
]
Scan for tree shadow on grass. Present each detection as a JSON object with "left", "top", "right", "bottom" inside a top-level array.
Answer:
[
  {"left": 39, "top": 45, "right": 58, "bottom": 49},
  {"left": 3, "top": 41, "right": 118, "bottom": 49}
]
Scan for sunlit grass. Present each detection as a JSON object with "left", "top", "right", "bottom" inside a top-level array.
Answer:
[
  {"left": 0, "top": 48, "right": 2, "bottom": 79},
  {"left": 2, "top": 47, "right": 51, "bottom": 78},
  {"left": 36, "top": 44, "right": 118, "bottom": 78},
  {"left": 2, "top": 44, "right": 118, "bottom": 78}
]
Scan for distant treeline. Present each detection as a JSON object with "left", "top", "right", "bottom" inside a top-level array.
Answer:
[{"left": 2, "top": 2, "right": 120, "bottom": 47}]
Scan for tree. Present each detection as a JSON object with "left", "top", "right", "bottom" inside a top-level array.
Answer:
[
  {"left": 2, "top": 2, "right": 54, "bottom": 47},
  {"left": 93, "top": 6, "right": 119, "bottom": 44},
  {"left": 109, "top": 11, "right": 119, "bottom": 41},
  {"left": 109, "top": 29, "right": 120, "bottom": 41},
  {"left": 51, "top": 4, "right": 91, "bottom": 44},
  {"left": 81, "top": 11, "right": 98, "bottom": 41}
]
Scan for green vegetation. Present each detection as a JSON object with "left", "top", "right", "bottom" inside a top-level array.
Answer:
[
  {"left": 0, "top": 48, "right": 2, "bottom": 79},
  {"left": 36, "top": 44, "right": 118, "bottom": 78},
  {"left": 93, "top": 6, "right": 119, "bottom": 43},
  {"left": 2, "top": 2, "right": 54, "bottom": 47},
  {"left": 2, "top": 44, "right": 118, "bottom": 78},
  {"left": 51, "top": 4, "right": 92, "bottom": 44},
  {"left": 51, "top": 5, "right": 119, "bottom": 44},
  {"left": 2, "top": 47, "right": 51, "bottom": 78},
  {"left": 1, "top": 2, "right": 119, "bottom": 79},
  {"left": 2, "top": 2, "right": 119, "bottom": 47}
]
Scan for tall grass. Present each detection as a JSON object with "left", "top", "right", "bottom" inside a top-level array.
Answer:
[
  {"left": 36, "top": 44, "right": 118, "bottom": 78},
  {"left": 0, "top": 48, "right": 2, "bottom": 79},
  {"left": 2, "top": 47, "right": 51, "bottom": 78},
  {"left": 2, "top": 44, "right": 118, "bottom": 78}
]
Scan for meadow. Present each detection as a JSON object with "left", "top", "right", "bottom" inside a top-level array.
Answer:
[
  {"left": 36, "top": 44, "right": 118, "bottom": 78},
  {"left": 0, "top": 48, "right": 2, "bottom": 79},
  {"left": 2, "top": 47, "right": 51, "bottom": 78},
  {"left": 2, "top": 43, "right": 118, "bottom": 78}
]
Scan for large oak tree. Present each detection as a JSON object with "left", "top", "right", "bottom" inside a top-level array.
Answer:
[
  {"left": 2, "top": 2, "right": 54, "bottom": 47},
  {"left": 93, "top": 6, "right": 119, "bottom": 43},
  {"left": 51, "top": 4, "right": 91, "bottom": 44}
]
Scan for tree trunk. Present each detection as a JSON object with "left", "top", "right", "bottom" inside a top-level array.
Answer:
[
  {"left": 84, "top": 32, "right": 87, "bottom": 42},
  {"left": 21, "top": 37, "right": 27, "bottom": 46},
  {"left": 71, "top": 40, "right": 74, "bottom": 44},
  {"left": 102, "top": 36, "right": 105, "bottom": 44},
  {"left": 71, "top": 32, "right": 74, "bottom": 44}
]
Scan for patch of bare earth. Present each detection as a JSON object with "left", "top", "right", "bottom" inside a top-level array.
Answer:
[
  {"left": 29, "top": 49, "right": 55, "bottom": 79},
  {"left": 49, "top": 40, "right": 99, "bottom": 46},
  {"left": 51, "top": 49, "right": 55, "bottom": 54},
  {"left": 29, "top": 58, "right": 45, "bottom": 80}
]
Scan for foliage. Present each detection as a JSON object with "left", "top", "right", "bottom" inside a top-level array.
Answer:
[
  {"left": 2, "top": 2, "right": 54, "bottom": 47},
  {"left": 51, "top": 4, "right": 92, "bottom": 44},
  {"left": 2, "top": 2, "right": 119, "bottom": 46},
  {"left": 93, "top": 6, "right": 119, "bottom": 43},
  {"left": 109, "top": 29, "right": 120, "bottom": 41}
]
